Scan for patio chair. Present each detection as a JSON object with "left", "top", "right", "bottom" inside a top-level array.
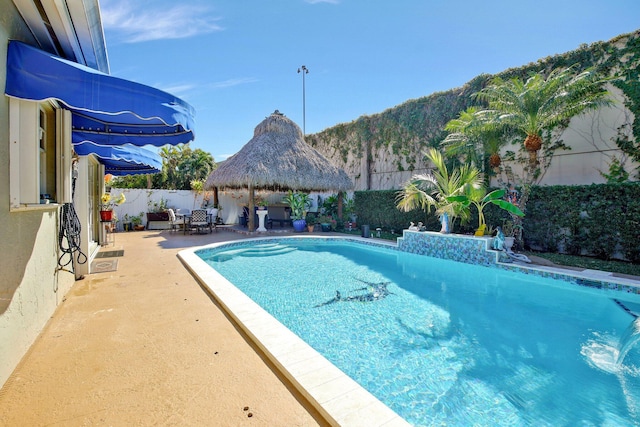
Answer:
[
  {"left": 167, "top": 208, "right": 182, "bottom": 233},
  {"left": 189, "top": 209, "right": 212, "bottom": 234}
]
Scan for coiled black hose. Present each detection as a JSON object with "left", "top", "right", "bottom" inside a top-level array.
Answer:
[
  {"left": 58, "top": 202, "right": 87, "bottom": 270},
  {"left": 57, "top": 160, "right": 86, "bottom": 272}
]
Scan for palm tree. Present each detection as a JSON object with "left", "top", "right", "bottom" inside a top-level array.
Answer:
[
  {"left": 183, "top": 148, "right": 215, "bottom": 182},
  {"left": 159, "top": 145, "right": 183, "bottom": 189},
  {"left": 396, "top": 148, "right": 482, "bottom": 228},
  {"left": 442, "top": 106, "right": 506, "bottom": 174},
  {"left": 476, "top": 65, "right": 611, "bottom": 172}
]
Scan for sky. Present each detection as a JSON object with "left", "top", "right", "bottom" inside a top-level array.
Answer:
[{"left": 99, "top": 0, "right": 640, "bottom": 162}]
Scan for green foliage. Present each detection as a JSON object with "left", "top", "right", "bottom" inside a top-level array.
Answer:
[
  {"left": 447, "top": 187, "right": 523, "bottom": 232},
  {"left": 600, "top": 156, "right": 630, "bottom": 183},
  {"left": 476, "top": 65, "right": 612, "bottom": 179},
  {"left": 147, "top": 195, "right": 168, "bottom": 213},
  {"left": 522, "top": 251, "right": 640, "bottom": 277},
  {"left": 306, "top": 75, "right": 486, "bottom": 171},
  {"left": 611, "top": 34, "right": 640, "bottom": 170},
  {"left": 130, "top": 212, "right": 144, "bottom": 226},
  {"left": 396, "top": 149, "right": 482, "bottom": 226},
  {"left": 111, "top": 144, "right": 216, "bottom": 190},
  {"left": 354, "top": 182, "right": 640, "bottom": 262},
  {"left": 190, "top": 179, "right": 204, "bottom": 193},
  {"left": 523, "top": 183, "right": 640, "bottom": 262},
  {"left": 282, "top": 191, "right": 312, "bottom": 220},
  {"left": 355, "top": 190, "right": 441, "bottom": 232},
  {"left": 321, "top": 194, "right": 339, "bottom": 217}
]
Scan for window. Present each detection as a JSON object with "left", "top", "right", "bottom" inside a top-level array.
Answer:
[{"left": 9, "top": 98, "right": 72, "bottom": 209}]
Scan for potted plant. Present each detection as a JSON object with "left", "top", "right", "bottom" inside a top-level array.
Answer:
[
  {"left": 305, "top": 213, "right": 317, "bottom": 232},
  {"left": 100, "top": 192, "right": 125, "bottom": 221},
  {"left": 121, "top": 214, "right": 132, "bottom": 231},
  {"left": 501, "top": 219, "right": 522, "bottom": 251},
  {"left": 131, "top": 212, "right": 145, "bottom": 231},
  {"left": 146, "top": 197, "right": 169, "bottom": 221},
  {"left": 316, "top": 215, "right": 336, "bottom": 232},
  {"left": 282, "top": 191, "right": 311, "bottom": 232},
  {"left": 256, "top": 197, "right": 268, "bottom": 210}
]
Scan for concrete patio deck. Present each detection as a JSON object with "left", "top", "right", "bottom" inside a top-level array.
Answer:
[{"left": 0, "top": 228, "right": 328, "bottom": 426}]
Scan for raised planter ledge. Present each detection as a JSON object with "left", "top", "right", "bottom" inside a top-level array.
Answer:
[
  {"left": 396, "top": 230, "right": 640, "bottom": 294},
  {"left": 397, "top": 230, "right": 499, "bottom": 267}
]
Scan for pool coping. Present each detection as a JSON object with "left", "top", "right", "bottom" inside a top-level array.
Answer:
[
  {"left": 178, "top": 235, "right": 640, "bottom": 426},
  {"left": 178, "top": 235, "right": 411, "bottom": 427}
]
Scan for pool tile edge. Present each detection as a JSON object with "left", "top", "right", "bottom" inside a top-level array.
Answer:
[{"left": 177, "top": 245, "right": 411, "bottom": 427}]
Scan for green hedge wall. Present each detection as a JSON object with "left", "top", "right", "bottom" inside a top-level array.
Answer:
[
  {"left": 524, "top": 183, "right": 640, "bottom": 261},
  {"left": 354, "top": 190, "right": 441, "bottom": 232},
  {"left": 354, "top": 183, "right": 640, "bottom": 262}
]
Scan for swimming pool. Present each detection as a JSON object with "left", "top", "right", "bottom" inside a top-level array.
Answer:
[{"left": 180, "top": 236, "right": 640, "bottom": 426}]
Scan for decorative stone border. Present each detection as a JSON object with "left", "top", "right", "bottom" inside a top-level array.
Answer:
[
  {"left": 396, "top": 230, "right": 640, "bottom": 294},
  {"left": 397, "top": 230, "right": 500, "bottom": 266}
]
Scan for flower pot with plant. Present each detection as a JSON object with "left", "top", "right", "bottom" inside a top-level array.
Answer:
[
  {"left": 501, "top": 219, "right": 523, "bottom": 251},
  {"left": 131, "top": 212, "right": 145, "bottom": 230},
  {"left": 305, "top": 213, "right": 317, "bottom": 232},
  {"left": 316, "top": 215, "right": 336, "bottom": 232},
  {"left": 146, "top": 196, "right": 169, "bottom": 221},
  {"left": 282, "top": 191, "right": 311, "bottom": 232},
  {"left": 256, "top": 197, "right": 268, "bottom": 210},
  {"left": 121, "top": 214, "right": 133, "bottom": 231},
  {"left": 100, "top": 192, "right": 126, "bottom": 221}
]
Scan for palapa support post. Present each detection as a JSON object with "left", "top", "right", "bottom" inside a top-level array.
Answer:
[{"left": 248, "top": 183, "right": 255, "bottom": 232}]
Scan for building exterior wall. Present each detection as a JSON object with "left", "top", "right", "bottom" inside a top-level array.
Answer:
[{"left": 0, "top": 0, "right": 76, "bottom": 388}]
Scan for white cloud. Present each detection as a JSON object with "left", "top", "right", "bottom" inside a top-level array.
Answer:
[
  {"left": 101, "top": 0, "right": 223, "bottom": 43},
  {"left": 159, "top": 83, "right": 197, "bottom": 96},
  {"left": 304, "top": 0, "right": 340, "bottom": 4},
  {"left": 210, "top": 77, "right": 259, "bottom": 89}
]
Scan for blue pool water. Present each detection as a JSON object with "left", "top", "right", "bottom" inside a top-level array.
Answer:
[{"left": 197, "top": 238, "right": 640, "bottom": 426}]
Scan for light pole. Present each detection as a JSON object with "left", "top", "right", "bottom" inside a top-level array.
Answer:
[{"left": 297, "top": 65, "right": 309, "bottom": 134}]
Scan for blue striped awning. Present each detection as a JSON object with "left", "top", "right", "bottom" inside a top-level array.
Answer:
[
  {"left": 5, "top": 40, "right": 195, "bottom": 148},
  {"left": 73, "top": 141, "right": 162, "bottom": 176}
]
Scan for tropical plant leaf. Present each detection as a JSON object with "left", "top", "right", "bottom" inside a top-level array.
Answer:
[{"left": 490, "top": 199, "right": 525, "bottom": 216}]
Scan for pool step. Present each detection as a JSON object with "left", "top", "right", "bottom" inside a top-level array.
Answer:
[
  {"left": 207, "top": 244, "right": 296, "bottom": 262},
  {"left": 241, "top": 244, "right": 296, "bottom": 257}
]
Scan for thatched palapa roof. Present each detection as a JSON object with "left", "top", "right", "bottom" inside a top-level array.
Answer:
[{"left": 205, "top": 111, "right": 353, "bottom": 192}]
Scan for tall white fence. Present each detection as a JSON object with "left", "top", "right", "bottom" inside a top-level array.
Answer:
[{"left": 109, "top": 189, "right": 204, "bottom": 229}]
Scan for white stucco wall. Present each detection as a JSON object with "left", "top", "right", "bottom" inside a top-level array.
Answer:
[
  {"left": 526, "top": 86, "right": 638, "bottom": 186},
  {"left": 108, "top": 188, "right": 336, "bottom": 228},
  {"left": 0, "top": 1, "right": 76, "bottom": 388}
]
